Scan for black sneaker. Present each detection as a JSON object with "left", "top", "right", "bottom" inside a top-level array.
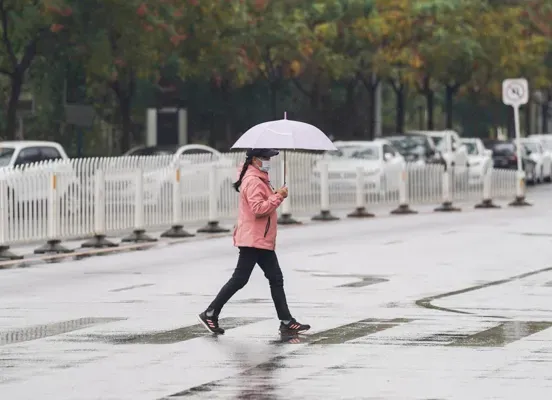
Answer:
[
  {"left": 197, "top": 311, "right": 225, "bottom": 334},
  {"left": 279, "top": 318, "right": 310, "bottom": 334}
]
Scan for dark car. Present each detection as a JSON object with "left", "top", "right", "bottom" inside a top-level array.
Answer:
[
  {"left": 386, "top": 134, "right": 442, "bottom": 164},
  {"left": 484, "top": 140, "right": 537, "bottom": 184}
]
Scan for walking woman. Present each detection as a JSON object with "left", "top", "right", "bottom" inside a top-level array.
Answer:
[{"left": 198, "top": 148, "right": 310, "bottom": 335}]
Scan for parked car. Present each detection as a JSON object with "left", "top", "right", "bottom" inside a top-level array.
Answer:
[
  {"left": 485, "top": 140, "right": 537, "bottom": 184},
  {"left": 314, "top": 140, "right": 405, "bottom": 194},
  {"left": 386, "top": 134, "right": 440, "bottom": 165},
  {"left": 520, "top": 137, "right": 552, "bottom": 183},
  {"left": 109, "top": 144, "right": 236, "bottom": 207},
  {"left": 405, "top": 130, "right": 469, "bottom": 176},
  {"left": 460, "top": 138, "right": 493, "bottom": 184},
  {"left": 0, "top": 141, "right": 82, "bottom": 214}
]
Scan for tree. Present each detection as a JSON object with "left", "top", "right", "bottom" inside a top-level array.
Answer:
[
  {"left": 239, "top": 0, "right": 309, "bottom": 118},
  {"left": 0, "top": 0, "right": 70, "bottom": 139},
  {"left": 361, "top": 0, "right": 432, "bottom": 133},
  {"left": 64, "top": 0, "right": 181, "bottom": 150}
]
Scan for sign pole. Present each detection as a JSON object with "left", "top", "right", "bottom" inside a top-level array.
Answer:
[{"left": 502, "top": 78, "right": 531, "bottom": 207}]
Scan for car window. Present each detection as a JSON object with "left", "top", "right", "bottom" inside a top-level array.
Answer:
[
  {"left": 0, "top": 147, "right": 15, "bottom": 167},
  {"left": 14, "top": 147, "right": 43, "bottom": 166},
  {"left": 383, "top": 144, "right": 396, "bottom": 156},
  {"left": 462, "top": 142, "right": 478, "bottom": 155},
  {"left": 179, "top": 148, "right": 218, "bottom": 163},
  {"left": 40, "top": 146, "right": 63, "bottom": 161},
  {"left": 350, "top": 147, "right": 380, "bottom": 161},
  {"left": 127, "top": 148, "right": 153, "bottom": 156}
]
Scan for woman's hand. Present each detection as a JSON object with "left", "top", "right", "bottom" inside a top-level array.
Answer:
[{"left": 276, "top": 186, "right": 288, "bottom": 198}]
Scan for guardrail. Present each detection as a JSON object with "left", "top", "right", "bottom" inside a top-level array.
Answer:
[{"left": 0, "top": 151, "right": 524, "bottom": 260}]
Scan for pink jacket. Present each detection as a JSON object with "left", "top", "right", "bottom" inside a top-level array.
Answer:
[{"left": 233, "top": 164, "right": 284, "bottom": 250}]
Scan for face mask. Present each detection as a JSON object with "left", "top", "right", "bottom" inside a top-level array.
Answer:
[{"left": 259, "top": 159, "right": 271, "bottom": 172}]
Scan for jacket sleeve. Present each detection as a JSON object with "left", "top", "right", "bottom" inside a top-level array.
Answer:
[{"left": 243, "top": 179, "right": 283, "bottom": 217}]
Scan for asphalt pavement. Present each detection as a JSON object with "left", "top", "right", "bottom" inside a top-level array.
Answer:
[{"left": 0, "top": 185, "right": 551, "bottom": 399}]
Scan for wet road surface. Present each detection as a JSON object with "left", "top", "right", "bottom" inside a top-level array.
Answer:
[{"left": 1, "top": 187, "right": 552, "bottom": 399}]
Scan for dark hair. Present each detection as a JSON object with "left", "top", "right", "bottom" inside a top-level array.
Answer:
[{"left": 233, "top": 157, "right": 253, "bottom": 192}]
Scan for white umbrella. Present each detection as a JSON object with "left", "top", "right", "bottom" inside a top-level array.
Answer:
[
  {"left": 231, "top": 113, "right": 336, "bottom": 184},
  {"left": 231, "top": 113, "right": 337, "bottom": 151}
]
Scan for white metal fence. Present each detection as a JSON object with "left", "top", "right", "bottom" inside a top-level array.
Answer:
[{"left": 0, "top": 151, "right": 522, "bottom": 257}]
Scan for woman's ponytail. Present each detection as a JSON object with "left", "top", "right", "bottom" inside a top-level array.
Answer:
[{"left": 233, "top": 157, "right": 253, "bottom": 192}]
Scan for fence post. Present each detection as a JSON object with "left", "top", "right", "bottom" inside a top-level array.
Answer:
[
  {"left": 348, "top": 166, "right": 374, "bottom": 218},
  {"left": 475, "top": 167, "right": 500, "bottom": 209},
  {"left": 312, "top": 160, "right": 339, "bottom": 221},
  {"left": 162, "top": 166, "right": 195, "bottom": 237},
  {"left": 122, "top": 167, "right": 157, "bottom": 243},
  {"left": 82, "top": 169, "right": 118, "bottom": 248},
  {"left": 277, "top": 156, "right": 300, "bottom": 225},
  {"left": 198, "top": 164, "right": 230, "bottom": 233},
  {"left": 434, "top": 169, "right": 461, "bottom": 212},
  {"left": 0, "top": 180, "right": 22, "bottom": 261},
  {"left": 391, "top": 165, "right": 417, "bottom": 215},
  {"left": 35, "top": 172, "right": 74, "bottom": 254},
  {"left": 509, "top": 170, "right": 531, "bottom": 207}
]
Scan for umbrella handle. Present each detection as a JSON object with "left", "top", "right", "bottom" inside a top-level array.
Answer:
[{"left": 283, "top": 150, "right": 287, "bottom": 186}]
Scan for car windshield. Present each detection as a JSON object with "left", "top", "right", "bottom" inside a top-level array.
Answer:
[
  {"left": 350, "top": 146, "right": 380, "bottom": 161},
  {"left": 0, "top": 147, "right": 15, "bottom": 167},
  {"left": 398, "top": 137, "right": 432, "bottom": 153},
  {"left": 462, "top": 142, "right": 479, "bottom": 155},
  {"left": 333, "top": 145, "right": 366, "bottom": 158},
  {"left": 523, "top": 141, "right": 540, "bottom": 153},
  {"left": 491, "top": 143, "right": 515, "bottom": 155}
]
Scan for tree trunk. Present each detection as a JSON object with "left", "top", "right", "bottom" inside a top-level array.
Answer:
[
  {"left": 395, "top": 85, "right": 405, "bottom": 133},
  {"left": 5, "top": 71, "right": 23, "bottom": 140},
  {"left": 362, "top": 74, "right": 378, "bottom": 139},
  {"left": 542, "top": 90, "right": 550, "bottom": 133},
  {"left": 445, "top": 85, "right": 456, "bottom": 129},
  {"left": 269, "top": 82, "right": 279, "bottom": 119},
  {"left": 426, "top": 89, "right": 434, "bottom": 130},
  {"left": 118, "top": 94, "right": 132, "bottom": 152},
  {"left": 221, "top": 80, "right": 234, "bottom": 147}
]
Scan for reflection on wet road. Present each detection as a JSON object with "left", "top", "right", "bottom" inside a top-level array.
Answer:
[{"left": 2, "top": 189, "right": 552, "bottom": 399}]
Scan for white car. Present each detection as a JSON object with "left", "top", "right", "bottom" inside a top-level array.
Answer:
[
  {"left": 406, "top": 130, "right": 469, "bottom": 177},
  {"left": 460, "top": 138, "right": 493, "bottom": 184},
  {"left": 107, "top": 144, "right": 236, "bottom": 206},
  {"left": 0, "top": 141, "right": 82, "bottom": 213},
  {"left": 313, "top": 140, "right": 405, "bottom": 193},
  {"left": 520, "top": 138, "right": 552, "bottom": 183}
]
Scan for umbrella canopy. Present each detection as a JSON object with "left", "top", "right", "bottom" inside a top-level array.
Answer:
[{"left": 231, "top": 118, "right": 337, "bottom": 151}]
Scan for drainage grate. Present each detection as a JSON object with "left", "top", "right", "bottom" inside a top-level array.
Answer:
[{"left": 0, "top": 317, "right": 124, "bottom": 345}]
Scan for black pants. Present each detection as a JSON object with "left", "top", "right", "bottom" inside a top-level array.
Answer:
[{"left": 208, "top": 246, "right": 293, "bottom": 321}]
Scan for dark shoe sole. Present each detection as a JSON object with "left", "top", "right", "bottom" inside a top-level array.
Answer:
[
  {"left": 197, "top": 314, "right": 224, "bottom": 335},
  {"left": 279, "top": 327, "right": 310, "bottom": 335}
]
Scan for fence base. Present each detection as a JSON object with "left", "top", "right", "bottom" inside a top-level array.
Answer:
[
  {"left": 122, "top": 229, "right": 158, "bottom": 243},
  {"left": 161, "top": 225, "right": 196, "bottom": 238},
  {"left": 347, "top": 207, "right": 374, "bottom": 218},
  {"left": 34, "top": 239, "right": 73, "bottom": 255},
  {"left": 475, "top": 199, "right": 500, "bottom": 209},
  {"left": 312, "top": 210, "right": 339, "bottom": 221},
  {"left": 197, "top": 221, "right": 230, "bottom": 233},
  {"left": 278, "top": 213, "right": 301, "bottom": 225},
  {"left": 81, "top": 235, "right": 118, "bottom": 248},
  {"left": 434, "top": 201, "right": 461, "bottom": 212},
  {"left": 0, "top": 245, "right": 23, "bottom": 261},
  {"left": 509, "top": 196, "right": 532, "bottom": 207},
  {"left": 390, "top": 204, "right": 418, "bottom": 215}
]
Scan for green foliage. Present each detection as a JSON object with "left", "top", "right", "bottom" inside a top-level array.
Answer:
[{"left": 0, "top": 0, "right": 550, "bottom": 148}]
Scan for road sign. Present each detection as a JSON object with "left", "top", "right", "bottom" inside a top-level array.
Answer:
[{"left": 502, "top": 78, "right": 529, "bottom": 106}]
